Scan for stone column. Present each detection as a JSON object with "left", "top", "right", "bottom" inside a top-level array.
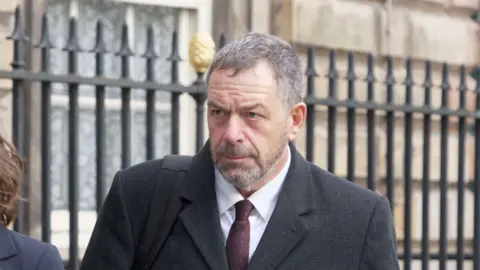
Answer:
[{"left": 22, "top": 0, "right": 46, "bottom": 239}]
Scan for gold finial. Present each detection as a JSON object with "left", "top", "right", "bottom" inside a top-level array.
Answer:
[{"left": 189, "top": 32, "right": 216, "bottom": 73}]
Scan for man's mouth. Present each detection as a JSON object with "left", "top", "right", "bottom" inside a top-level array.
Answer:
[{"left": 223, "top": 156, "right": 247, "bottom": 161}]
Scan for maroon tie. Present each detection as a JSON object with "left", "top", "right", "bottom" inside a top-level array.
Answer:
[{"left": 226, "top": 200, "right": 254, "bottom": 270}]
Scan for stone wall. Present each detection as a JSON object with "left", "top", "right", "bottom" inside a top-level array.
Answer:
[{"left": 219, "top": 0, "right": 479, "bottom": 268}]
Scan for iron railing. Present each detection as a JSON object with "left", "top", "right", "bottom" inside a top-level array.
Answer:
[{"left": 1, "top": 5, "right": 479, "bottom": 270}]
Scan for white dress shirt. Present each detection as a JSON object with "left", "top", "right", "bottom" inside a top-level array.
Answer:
[{"left": 214, "top": 146, "right": 291, "bottom": 260}]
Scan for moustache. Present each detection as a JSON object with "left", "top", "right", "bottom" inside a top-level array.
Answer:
[{"left": 217, "top": 144, "right": 256, "bottom": 158}]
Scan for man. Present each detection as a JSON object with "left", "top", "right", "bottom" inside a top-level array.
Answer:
[{"left": 80, "top": 33, "right": 399, "bottom": 269}]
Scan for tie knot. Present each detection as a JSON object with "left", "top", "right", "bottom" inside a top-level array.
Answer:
[{"left": 234, "top": 200, "right": 253, "bottom": 221}]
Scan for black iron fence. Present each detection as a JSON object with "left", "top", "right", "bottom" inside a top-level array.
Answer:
[{"left": 1, "top": 5, "right": 480, "bottom": 270}]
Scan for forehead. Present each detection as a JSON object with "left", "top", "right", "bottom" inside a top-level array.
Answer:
[{"left": 207, "top": 60, "right": 278, "bottom": 102}]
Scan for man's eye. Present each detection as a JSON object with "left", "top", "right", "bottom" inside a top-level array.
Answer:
[
  {"left": 247, "top": 112, "right": 259, "bottom": 119},
  {"left": 211, "top": 109, "right": 223, "bottom": 116}
]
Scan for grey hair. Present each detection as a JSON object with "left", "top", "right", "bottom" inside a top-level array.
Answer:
[{"left": 206, "top": 32, "right": 304, "bottom": 108}]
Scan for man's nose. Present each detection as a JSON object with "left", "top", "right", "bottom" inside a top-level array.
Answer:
[{"left": 223, "top": 116, "right": 244, "bottom": 144}]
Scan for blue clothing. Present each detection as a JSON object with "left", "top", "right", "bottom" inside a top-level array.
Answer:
[{"left": 0, "top": 226, "right": 64, "bottom": 270}]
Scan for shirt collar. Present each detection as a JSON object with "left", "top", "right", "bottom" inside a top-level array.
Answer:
[{"left": 215, "top": 146, "right": 291, "bottom": 221}]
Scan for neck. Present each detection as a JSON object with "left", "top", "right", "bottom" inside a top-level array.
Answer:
[{"left": 237, "top": 145, "right": 289, "bottom": 197}]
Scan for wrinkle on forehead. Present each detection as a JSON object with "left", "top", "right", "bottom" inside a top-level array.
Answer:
[
  {"left": 207, "top": 60, "right": 284, "bottom": 112},
  {"left": 210, "top": 83, "right": 271, "bottom": 95},
  {"left": 208, "top": 83, "right": 273, "bottom": 109},
  {"left": 209, "top": 89, "right": 269, "bottom": 110},
  {"left": 209, "top": 60, "right": 277, "bottom": 86}
]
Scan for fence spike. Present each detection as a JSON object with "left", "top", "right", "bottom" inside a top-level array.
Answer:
[
  {"left": 167, "top": 30, "right": 181, "bottom": 62},
  {"left": 305, "top": 46, "right": 317, "bottom": 104},
  {"left": 142, "top": 25, "right": 157, "bottom": 59},
  {"left": 346, "top": 52, "right": 356, "bottom": 81},
  {"left": 459, "top": 65, "right": 467, "bottom": 92},
  {"left": 167, "top": 31, "right": 181, "bottom": 84},
  {"left": 7, "top": 5, "right": 28, "bottom": 42},
  {"left": 474, "top": 66, "right": 480, "bottom": 94},
  {"left": 8, "top": 5, "right": 28, "bottom": 70},
  {"left": 385, "top": 56, "right": 395, "bottom": 86},
  {"left": 459, "top": 65, "right": 467, "bottom": 109},
  {"left": 440, "top": 63, "right": 449, "bottom": 108},
  {"left": 441, "top": 63, "right": 450, "bottom": 91},
  {"left": 365, "top": 54, "right": 375, "bottom": 83},
  {"left": 327, "top": 50, "right": 337, "bottom": 80},
  {"left": 472, "top": 65, "right": 480, "bottom": 84},
  {"left": 424, "top": 61, "right": 432, "bottom": 89},
  {"left": 365, "top": 54, "right": 376, "bottom": 105},
  {"left": 305, "top": 47, "right": 317, "bottom": 77},
  {"left": 35, "top": 13, "right": 53, "bottom": 49},
  {"left": 90, "top": 21, "right": 108, "bottom": 54},
  {"left": 218, "top": 33, "right": 227, "bottom": 49},
  {"left": 404, "top": 58, "right": 414, "bottom": 88},
  {"left": 327, "top": 50, "right": 338, "bottom": 100},
  {"left": 63, "top": 18, "right": 82, "bottom": 52},
  {"left": 404, "top": 58, "right": 413, "bottom": 105},
  {"left": 116, "top": 22, "right": 133, "bottom": 56}
]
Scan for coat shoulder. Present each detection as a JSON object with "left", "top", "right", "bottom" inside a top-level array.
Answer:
[
  {"left": 116, "top": 157, "right": 191, "bottom": 200},
  {"left": 115, "top": 158, "right": 167, "bottom": 198},
  {"left": 309, "top": 163, "right": 386, "bottom": 211},
  {"left": 118, "top": 158, "right": 165, "bottom": 183},
  {"left": 8, "top": 230, "right": 64, "bottom": 269},
  {"left": 9, "top": 229, "right": 52, "bottom": 255}
]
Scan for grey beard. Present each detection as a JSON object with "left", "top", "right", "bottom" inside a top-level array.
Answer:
[{"left": 218, "top": 143, "right": 288, "bottom": 190}]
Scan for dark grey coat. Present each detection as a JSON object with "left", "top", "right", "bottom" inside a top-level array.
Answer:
[{"left": 80, "top": 142, "right": 400, "bottom": 270}]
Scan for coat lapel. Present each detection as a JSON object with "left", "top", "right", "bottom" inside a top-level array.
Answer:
[
  {"left": 248, "top": 143, "right": 317, "bottom": 270},
  {"left": 178, "top": 143, "right": 229, "bottom": 270}
]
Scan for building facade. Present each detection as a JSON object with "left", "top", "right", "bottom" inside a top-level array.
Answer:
[{"left": 0, "top": 0, "right": 478, "bottom": 269}]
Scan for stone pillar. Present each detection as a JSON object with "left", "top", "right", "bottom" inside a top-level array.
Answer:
[{"left": 22, "top": 0, "right": 46, "bottom": 239}]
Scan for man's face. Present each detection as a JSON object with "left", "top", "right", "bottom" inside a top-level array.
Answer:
[{"left": 207, "top": 60, "right": 297, "bottom": 190}]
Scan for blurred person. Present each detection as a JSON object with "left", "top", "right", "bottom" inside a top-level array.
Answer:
[
  {"left": 81, "top": 33, "right": 399, "bottom": 270},
  {"left": 0, "top": 134, "right": 64, "bottom": 270}
]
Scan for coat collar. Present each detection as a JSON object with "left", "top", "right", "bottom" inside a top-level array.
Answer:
[{"left": 0, "top": 226, "right": 18, "bottom": 260}]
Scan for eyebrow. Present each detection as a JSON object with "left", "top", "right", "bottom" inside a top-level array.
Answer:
[
  {"left": 207, "top": 100, "right": 222, "bottom": 108},
  {"left": 207, "top": 100, "right": 267, "bottom": 111}
]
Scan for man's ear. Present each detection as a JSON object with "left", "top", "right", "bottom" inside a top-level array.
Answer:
[{"left": 287, "top": 102, "right": 307, "bottom": 141}]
